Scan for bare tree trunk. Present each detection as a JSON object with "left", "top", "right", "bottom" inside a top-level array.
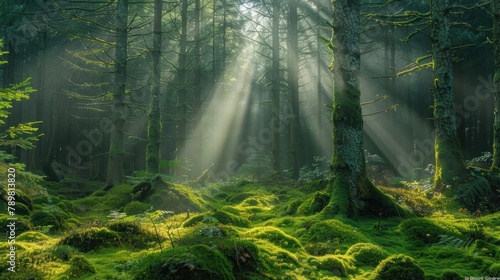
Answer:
[
  {"left": 431, "top": 0, "right": 466, "bottom": 188},
  {"left": 193, "top": 0, "right": 203, "bottom": 176},
  {"left": 106, "top": 0, "right": 128, "bottom": 187},
  {"left": 491, "top": 0, "right": 500, "bottom": 171},
  {"left": 288, "top": 0, "right": 300, "bottom": 179},
  {"left": 272, "top": 0, "right": 281, "bottom": 176},
  {"left": 146, "top": 0, "right": 163, "bottom": 174}
]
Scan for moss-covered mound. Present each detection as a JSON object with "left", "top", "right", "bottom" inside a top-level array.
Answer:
[
  {"left": 66, "top": 255, "right": 96, "bottom": 278},
  {"left": 346, "top": 243, "right": 388, "bottom": 266},
  {"left": 297, "top": 191, "right": 330, "bottom": 214},
  {"left": 51, "top": 245, "right": 79, "bottom": 261},
  {"left": 108, "top": 220, "right": 159, "bottom": 248},
  {"left": 317, "top": 255, "right": 349, "bottom": 277},
  {"left": 16, "top": 231, "right": 49, "bottom": 242},
  {"left": 399, "top": 218, "right": 458, "bottom": 245},
  {"left": 59, "top": 227, "right": 120, "bottom": 252},
  {"left": 123, "top": 201, "right": 151, "bottom": 215},
  {"left": 135, "top": 244, "right": 235, "bottom": 280},
  {"left": 213, "top": 210, "right": 252, "bottom": 228},
  {"left": 299, "top": 220, "right": 366, "bottom": 252},
  {"left": 372, "top": 254, "right": 425, "bottom": 280},
  {"left": 30, "top": 210, "right": 61, "bottom": 230},
  {"left": 245, "top": 226, "right": 302, "bottom": 249}
]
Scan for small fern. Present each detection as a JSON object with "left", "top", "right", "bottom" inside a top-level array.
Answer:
[
  {"left": 435, "top": 234, "right": 473, "bottom": 250},
  {"left": 454, "top": 177, "right": 492, "bottom": 208}
]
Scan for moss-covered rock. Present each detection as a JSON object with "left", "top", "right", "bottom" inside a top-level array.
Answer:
[
  {"left": 245, "top": 227, "right": 302, "bottom": 249},
  {"left": 318, "top": 256, "right": 347, "bottom": 277},
  {"left": 218, "top": 239, "right": 261, "bottom": 276},
  {"left": 213, "top": 210, "right": 251, "bottom": 228},
  {"left": 51, "top": 245, "right": 79, "bottom": 261},
  {"left": 108, "top": 220, "right": 158, "bottom": 248},
  {"left": 59, "top": 227, "right": 120, "bottom": 252},
  {"left": 346, "top": 243, "right": 388, "bottom": 266},
  {"left": 372, "top": 254, "right": 425, "bottom": 280},
  {"left": 30, "top": 210, "right": 60, "bottom": 230},
  {"left": 135, "top": 244, "right": 235, "bottom": 280},
  {"left": 305, "top": 242, "right": 339, "bottom": 256},
  {"left": 16, "top": 231, "right": 49, "bottom": 242},
  {"left": 66, "top": 255, "right": 96, "bottom": 277},
  {"left": 297, "top": 191, "right": 330, "bottom": 214},
  {"left": 124, "top": 201, "right": 151, "bottom": 215},
  {"left": 441, "top": 269, "right": 461, "bottom": 280},
  {"left": 299, "top": 220, "right": 365, "bottom": 251}
]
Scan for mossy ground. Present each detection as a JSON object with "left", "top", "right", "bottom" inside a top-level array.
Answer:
[{"left": 1, "top": 176, "right": 499, "bottom": 279}]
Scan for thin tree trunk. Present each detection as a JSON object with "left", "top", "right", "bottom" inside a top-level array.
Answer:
[
  {"left": 491, "top": 0, "right": 500, "bottom": 171},
  {"left": 193, "top": 0, "right": 203, "bottom": 176},
  {"left": 272, "top": 0, "right": 281, "bottom": 175},
  {"left": 288, "top": 0, "right": 300, "bottom": 179},
  {"left": 146, "top": 0, "right": 162, "bottom": 174},
  {"left": 106, "top": 0, "right": 128, "bottom": 187},
  {"left": 431, "top": 0, "right": 466, "bottom": 188},
  {"left": 175, "top": 0, "right": 188, "bottom": 178}
]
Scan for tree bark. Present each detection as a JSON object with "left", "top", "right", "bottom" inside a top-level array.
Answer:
[
  {"left": 193, "top": 0, "right": 203, "bottom": 176},
  {"left": 288, "top": 0, "right": 300, "bottom": 179},
  {"left": 324, "top": 0, "right": 407, "bottom": 217},
  {"left": 272, "top": 0, "right": 281, "bottom": 175},
  {"left": 431, "top": 0, "right": 466, "bottom": 188},
  {"left": 175, "top": 0, "right": 188, "bottom": 177},
  {"left": 106, "top": 0, "right": 128, "bottom": 187},
  {"left": 146, "top": 0, "right": 163, "bottom": 174},
  {"left": 491, "top": 0, "right": 500, "bottom": 171}
]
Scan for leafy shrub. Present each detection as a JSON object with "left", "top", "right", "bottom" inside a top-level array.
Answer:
[
  {"left": 124, "top": 201, "right": 151, "bottom": 215},
  {"left": 372, "top": 254, "right": 425, "bottom": 280},
  {"left": 135, "top": 244, "right": 234, "bottom": 280},
  {"left": 66, "top": 255, "right": 96, "bottom": 277},
  {"left": 346, "top": 243, "right": 388, "bottom": 266},
  {"left": 59, "top": 228, "right": 120, "bottom": 252}
]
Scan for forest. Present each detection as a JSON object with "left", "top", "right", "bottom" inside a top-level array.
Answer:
[{"left": 0, "top": 0, "right": 499, "bottom": 279}]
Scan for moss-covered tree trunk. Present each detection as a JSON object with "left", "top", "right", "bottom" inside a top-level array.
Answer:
[
  {"left": 491, "top": 0, "right": 500, "bottom": 172},
  {"left": 431, "top": 0, "right": 466, "bottom": 188},
  {"left": 271, "top": 0, "right": 281, "bottom": 176},
  {"left": 288, "top": 0, "right": 300, "bottom": 179},
  {"left": 146, "top": 0, "right": 162, "bottom": 174},
  {"left": 325, "top": 0, "right": 406, "bottom": 217},
  {"left": 106, "top": 0, "right": 128, "bottom": 187}
]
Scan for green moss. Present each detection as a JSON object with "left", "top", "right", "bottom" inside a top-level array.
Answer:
[
  {"left": 245, "top": 226, "right": 302, "bottom": 249},
  {"left": 124, "top": 201, "right": 151, "bottom": 215},
  {"left": 305, "top": 242, "right": 339, "bottom": 256},
  {"left": 346, "top": 243, "right": 388, "bottom": 266},
  {"left": 15, "top": 202, "right": 31, "bottom": 216},
  {"left": 228, "top": 192, "right": 254, "bottom": 203},
  {"left": 441, "top": 269, "right": 461, "bottom": 280},
  {"left": 59, "top": 227, "right": 120, "bottom": 252},
  {"left": 221, "top": 206, "right": 241, "bottom": 216},
  {"left": 16, "top": 231, "right": 49, "bottom": 242},
  {"left": 217, "top": 239, "right": 261, "bottom": 277},
  {"left": 214, "top": 210, "right": 251, "bottom": 228},
  {"left": 30, "top": 210, "right": 60, "bottom": 230},
  {"left": 399, "top": 218, "right": 459, "bottom": 245},
  {"left": 490, "top": 263, "right": 500, "bottom": 277},
  {"left": 108, "top": 220, "right": 158, "bottom": 248},
  {"left": 182, "top": 214, "right": 206, "bottom": 227},
  {"left": 318, "top": 255, "right": 348, "bottom": 277},
  {"left": 66, "top": 255, "right": 96, "bottom": 277},
  {"left": 283, "top": 198, "right": 302, "bottom": 215},
  {"left": 372, "top": 254, "right": 425, "bottom": 280},
  {"left": 297, "top": 191, "right": 330, "bottom": 214},
  {"left": 299, "top": 220, "right": 365, "bottom": 251},
  {"left": 135, "top": 244, "right": 235, "bottom": 280},
  {"left": 51, "top": 245, "right": 79, "bottom": 261}
]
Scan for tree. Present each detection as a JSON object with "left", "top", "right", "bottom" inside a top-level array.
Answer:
[
  {"left": 146, "top": 0, "right": 163, "bottom": 174},
  {"left": 288, "top": 0, "right": 300, "bottom": 179},
  {"left": 271, "top": 0, "right": 281, "bottom": 176},
  {"left": 491, "top": 0, "right": 500, "bottom": 172},
  {"left": 430, "top": 0, "right": 467, "bottom": 188},
  {"left": 106, "top": 0, "right": 128, "bottom": 187},
  {"left": 324, "top": 0, "right": 406, "bottom": 217}
]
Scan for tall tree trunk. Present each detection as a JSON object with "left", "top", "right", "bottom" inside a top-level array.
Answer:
[
  {"left": 106, "top": 0, "right": 128, "bottom": 187},
  {"left": 193, "top": 0, "right": 203, "bottom": 176},
  {"left": 175, "top": 0, "right": 188, "bottom": 177},
  {"left": 271, "top": 0, "right": 281, "bottom": 175},
  {"left": 288, "top": 0, "right": 300, "bottom": 179},
  {"left": 146, "top": 0, "right": 162, "bottom": 174},
  {"left": 491, "top": 0, "right": 500, "bottom": 171},
  {"left": 324, "top": 0, "right": 406, "bottom": 217},
  {"left": 431, "top": 0, "right": 466, "bottom": 188}
]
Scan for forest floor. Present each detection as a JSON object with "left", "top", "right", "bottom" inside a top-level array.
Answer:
[{"left": 1, "top": 173, "right": 499, "bottom": 279}]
